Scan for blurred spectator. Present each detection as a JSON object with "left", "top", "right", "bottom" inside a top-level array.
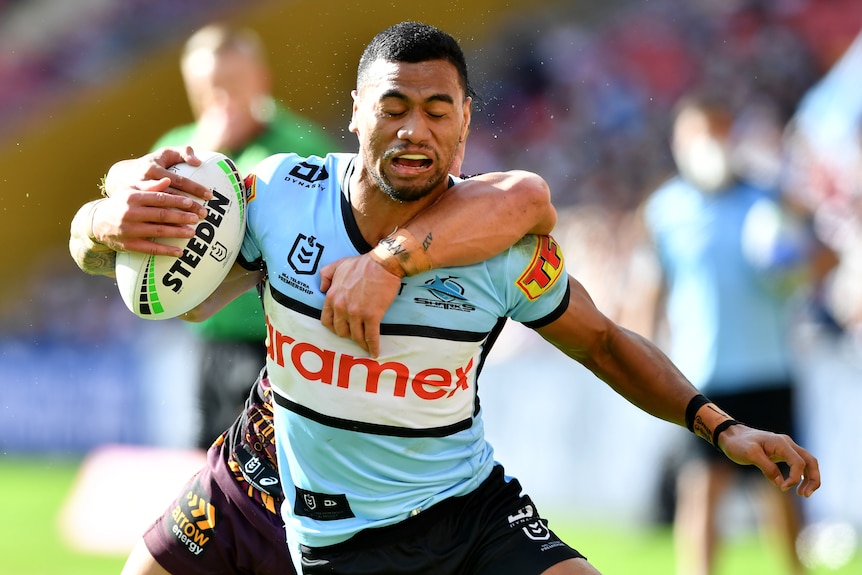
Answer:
[
  {"left": 151, "top": 23, "right": 337, "bottom": 448},
  {"left": 783, "top": 26, "right": 862, "bottom": 343},
  {"left": 779, "top": 27, "right": 862, "bottom": 563},
  {"left": 640, "top": 92, "right": 823, "bottom": 575},
  {"left": 463, "top": 0, "right": 828, "bottom": 213}
]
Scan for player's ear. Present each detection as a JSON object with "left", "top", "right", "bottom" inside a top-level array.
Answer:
[
  {"left": 460, "top": 96, "right": 471, "bottom": 142},
  {"left": 348, "top": 89, "right": 360, "bottom": 134}
]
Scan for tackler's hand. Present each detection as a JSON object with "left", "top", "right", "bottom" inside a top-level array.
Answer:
[
  {"left": 320, "top": 254, "right": 403, "bottom": 358},
  {"left": 93, "top": 147, "right": 217, "bottom": 257},
  {"left": 103, "top": 146, "right": 212, "bottom": 202},
  {"left": 90, "top": 179, "right": 207, "bottom": 257}
]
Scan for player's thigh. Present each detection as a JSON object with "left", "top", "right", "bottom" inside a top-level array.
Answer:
[
  {"left": 121, "top": 538, "right": 172, "bottom": 575},
  {"left": 541, "top": 557, "right": 602, "bottom": 575}
]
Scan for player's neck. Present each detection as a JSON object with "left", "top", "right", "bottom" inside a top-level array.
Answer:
[{"left": 348, "top": 168, "right": 444, "bottom": 245}]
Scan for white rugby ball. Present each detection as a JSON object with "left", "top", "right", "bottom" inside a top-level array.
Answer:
[{"left": 115, "top": 151, "right": 246, "bottom": 319}]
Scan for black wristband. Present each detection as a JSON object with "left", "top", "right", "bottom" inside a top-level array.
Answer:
[
  {"left": 712, "top": 419, "right": 743, "bottom": 449},
  {"left": 684, "top": 394, "right": 710, "bottom": 433}
]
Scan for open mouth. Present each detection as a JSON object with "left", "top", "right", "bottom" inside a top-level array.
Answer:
[{"left": 392, "top": 154, "right": 433, "bottom": 170}]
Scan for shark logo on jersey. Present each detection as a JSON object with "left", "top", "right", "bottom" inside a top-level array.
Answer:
[
  {"left": 288, "top": 234, "right": 324, "bottom": 275},
  {"left": 423, "top": 276, "right": 466, "bottom": 302},
  {"left": 415, "top": 276, "right": 475, "bottom": 312}
]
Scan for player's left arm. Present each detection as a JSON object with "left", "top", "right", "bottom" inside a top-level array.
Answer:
[
  {"left": 535, "top": 275, "right": 821, "bottom": 497},
  {"left": 320, "top": 170, "right": 557, "bottom": 356}
]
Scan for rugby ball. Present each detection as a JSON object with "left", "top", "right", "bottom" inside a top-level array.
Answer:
[{"left": 115, "top": 151, "right": 246, "bottom": 319}]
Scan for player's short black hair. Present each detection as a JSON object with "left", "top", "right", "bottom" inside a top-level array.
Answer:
[{"left": 357, "top": 21, "right": 473, "bottom": 100}]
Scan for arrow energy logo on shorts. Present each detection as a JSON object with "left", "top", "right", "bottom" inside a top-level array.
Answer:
[{"left": 167, "top": 480, "right": 217, "bottom": 557}]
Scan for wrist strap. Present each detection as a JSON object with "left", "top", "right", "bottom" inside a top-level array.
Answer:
[
  {"left": 712, "top": 419, "right": 743, "bottom": 449},
  {"left": 684, "top": 394, "right": 710, "bottom": 432},
  {"left": 368, "top": 244, "right": 405, "bottom": 277},
  {"left": 685, "top": 394, "right": 737, "bottom": 447},
  {"left": 369, "top": 228, "right": 432, "bottom": 277},
  {"left": 86, "top": 199, "right": 107, "bottom": 243}
]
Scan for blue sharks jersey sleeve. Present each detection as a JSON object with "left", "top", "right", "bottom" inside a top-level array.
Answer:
[{"left": 238, "top": 152, "right": 570, "bottom": 548}]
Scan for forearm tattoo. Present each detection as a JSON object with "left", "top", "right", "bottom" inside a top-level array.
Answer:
[
  {"left": 69, "top": 200, "right": 116, "bottom": 276},
  {"left": 72, "top": 239, "right": 117, "bottom": 275}
]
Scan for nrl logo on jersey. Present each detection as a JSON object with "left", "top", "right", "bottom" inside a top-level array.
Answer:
[
  {"left": 278, "top": 233, "right": 323, "bottom": 295},
  {"left": 288, "top": 234, "right": 324, "bottom": 275},
  {"left": 303, "top": 493, "right": 317, "bottom": 510}
]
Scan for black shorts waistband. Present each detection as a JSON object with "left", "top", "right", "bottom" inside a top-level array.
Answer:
[{"left": 301, "top": 465, "right": 505, "bottom": 555}]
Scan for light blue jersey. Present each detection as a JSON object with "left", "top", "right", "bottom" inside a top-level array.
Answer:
[
  {"left": 239, "top": 153, "right": 569, "bottom": 547},
  {"left": 644, "top": 176, "right": 796, "bottom": 393}
]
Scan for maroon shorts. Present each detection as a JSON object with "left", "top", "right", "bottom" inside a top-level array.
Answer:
[{"left": 143, "top": 379, "right": 294, "bottom": 574}]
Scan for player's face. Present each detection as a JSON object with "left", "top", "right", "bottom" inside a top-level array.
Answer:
[{"left": 350, "top": 59, "right": 471, "bottom": 202}]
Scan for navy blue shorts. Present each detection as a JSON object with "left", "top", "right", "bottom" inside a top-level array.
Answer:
[{"left": 299, "top": 465, "right": 586, "bottom": 575}]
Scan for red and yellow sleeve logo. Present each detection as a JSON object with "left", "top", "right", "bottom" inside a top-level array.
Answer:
[
  {"left": 244, "top": 173, "right": 258, "bottom": 204},
  {"left": 516, "top": 235, "right": 564, "bottom": 300}
]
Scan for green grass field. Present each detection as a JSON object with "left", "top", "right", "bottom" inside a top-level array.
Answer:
[
  {"left": 1, "top": 455, "right": 859, "bottom": 574},
  {"left": 0, "top": 457, "right": 127, "bottom": 575}
]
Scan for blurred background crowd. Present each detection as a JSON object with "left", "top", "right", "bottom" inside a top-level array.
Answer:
[
  {"left": 0, "top": 0, "right": 244, "bottom": 138},
  {"left": 2, "top": 0, "right": 862, "bottom": 571}
]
